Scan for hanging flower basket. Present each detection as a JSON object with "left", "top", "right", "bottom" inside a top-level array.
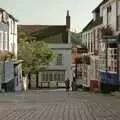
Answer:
[
  {"left": 100, "top": 26, "right": 114, "bottom": 36},
  {"left": 0, "top": 51, "right": 15, "bottom": 61},
  {"left": 75, "top": 55, "right": 90, "bottom": 65},
  {"left": 82, "top": 55, "right": 90, "bottom": 65}
]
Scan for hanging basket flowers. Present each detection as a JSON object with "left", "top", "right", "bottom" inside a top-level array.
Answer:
[
  {"left": 82, "top": 55, "right": 90, "bottom": 65},
  {"left": 0, "top": 51, "right": 15, "bottom": 61},
  {"left": 100, "top": 26, "right": 114, "bottom": 36},
  {"left": 75, "top": 57, "right": 83, "bottom": 64},
  {"left": 75, "top": 55, "right": 90, "bottom": 65}
]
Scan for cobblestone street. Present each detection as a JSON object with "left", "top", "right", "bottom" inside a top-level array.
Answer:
[{"left": 0, "top": 90, "right": 120, "bottom": 120}]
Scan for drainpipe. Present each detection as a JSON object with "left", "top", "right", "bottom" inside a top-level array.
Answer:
[
  {"left": 117, "top": 43, "right": 119, "bottom": 90},
  {"left": 75, "top": 60, "right": 77, "bottom": 79},
  {"left": 3, "top": 60, "right": 6, "bottom": 92},
  {"left": 105, "top": 40, "right": 108, "bottom": 73},
  {"left": 36, "top": 71, "right": 38, "bottom": 88}
]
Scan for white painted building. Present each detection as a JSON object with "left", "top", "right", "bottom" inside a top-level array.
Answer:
[
  {"left": 0, "top": 8, "right": 18, "bottom": 57},
  {"left": 0, "top": 8, "right": 18, "bottom": 92},
  {"left": 81, "top": 3, "right": 103, "bottom": 90},
  {"left": 99, "top": 0, "right": 120, "bottom": 73},
  {"left": 100, "top": 0, "right": 120, "bottom": 35},
  {"left": 38, "top": 44, "right": 72, "bottom": 88}
]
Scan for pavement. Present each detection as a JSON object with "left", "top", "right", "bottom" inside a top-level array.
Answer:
[
  {"left": 111, "top": 91, "right": 120, "bottom": 98},
  {"left": 0, "top": 90, "right": 120, "bottom": 120}
]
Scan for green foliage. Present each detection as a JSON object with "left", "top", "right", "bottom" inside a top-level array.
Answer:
[
  {"left": 71, "top": 32, "right": 82, "bottom": 44},
  {"left": 18, "top": 40, "right": 55, "bottom": 74}
]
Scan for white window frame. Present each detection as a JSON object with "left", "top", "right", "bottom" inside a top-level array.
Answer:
[
  {"left": 0, "top": 31, "right": 3, "bottom": 50},
  {"left": 56, "top": 54, "right": 63, "bottom": 65},
  {"left": 4, "top": 32, "right": 8, "bottom": 50}
]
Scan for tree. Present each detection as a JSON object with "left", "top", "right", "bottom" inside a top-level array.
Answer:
[{"left": 18, "top": 40, "right": 55, "bottom": 75}]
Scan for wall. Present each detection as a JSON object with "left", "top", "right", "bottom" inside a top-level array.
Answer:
[
  {"left": 38, "top": 44, "right": 73, "bottom": 89},
  {"left": 8, "top": 18, "right": 17, "bottom": 57},
  {"left": 82, "top": 30, "right": 92, "bottom": 52},
  {"left": 0, "top": 24, "right": 9, "bottom": 51},
  {"left": 49, "top": 44, "right": 72, "bottom": 82},
  {"left": 101, "top": 0, "right": 117, "bottom": 32}
]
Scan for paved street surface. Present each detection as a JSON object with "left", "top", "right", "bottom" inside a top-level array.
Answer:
[{"left": 0, "top": 90, "right": 120, "bottom": 120}]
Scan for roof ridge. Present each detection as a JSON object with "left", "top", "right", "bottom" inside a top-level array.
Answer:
[{"left": 18, "top": 24, "right": 66, "bottom": 27}]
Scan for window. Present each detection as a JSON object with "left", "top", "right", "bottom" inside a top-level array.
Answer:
[
  {"left": 114, "top": 49, "right": 117, "bottom": 54},
  {"left": 54, "top": 72, "right": 57, "bottom": 81},
  {"left": 109, "top": 43, "right": 117, "bottom": 48},
  {"left": 117, "top": 15, "right": 120, "bottom": 31},
  {"left": 114, "top": 67, "right": 117, "bottom": 72},
  {"left": 114, "top": 55, "right": 117, "bottom": 59},
  {"left": 41, "top": 71, "right": 65, "bottom": 82},
  {"left": 107, "top": 6, "right": 111, "bottom": 12},
  {"left": 61, "top": 72, "right": 65, "bottom": 81},
  {"left": 107, "top": 6, "right": 112, "bottom": 26},
  {"left": 58, "top": 72, "right": 61, "bottom": 81},
  {"left": 118, "top": 0, "right": 120, "bottom": 15},
  {"left": 42, "top": 72, "right": 45, "bottom": 81},
  {"left": 56, "top": 54, "right": 63, "bottom": 65},
  {"left": 11, "top": 20, "right": 13, "bottom": 34},
  {"left": 117, "top": 0, "right": 120, "bottom": 30},
  {"left": 13, "top": 21, "right": 16, "bottom": 34},
  {"left": 49, "top": 72, "right": 52, "bottom": 81},
  {"left": 0, "top": 31, "right": 3, "bottom": 50},
  {"left": 3, "top": 32, "right": 8, "bottom": 50}
]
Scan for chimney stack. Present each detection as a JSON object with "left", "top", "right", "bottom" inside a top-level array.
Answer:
[{"left": 66, "top": 10, "right": 70, "bottom": 29}]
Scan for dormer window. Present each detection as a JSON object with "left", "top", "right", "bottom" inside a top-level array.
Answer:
[{"left": 117, "top": 1, "right": 120, "bottom": 31}]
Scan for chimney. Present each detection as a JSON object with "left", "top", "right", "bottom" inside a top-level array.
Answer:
[{"left": 66, "top": 10, "right": 70, "bottom": 29}]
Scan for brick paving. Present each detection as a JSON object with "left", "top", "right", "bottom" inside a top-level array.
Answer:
[{"left": 0, "top": 90, "right": 120, "bottom": 120}]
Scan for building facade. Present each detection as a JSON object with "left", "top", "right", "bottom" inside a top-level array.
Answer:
[
  {"left": 81, "top": 3, "right": 103, "bottom": 90},
  {"left": 0, "top": 8, "right": 21, "bottom": 92},
  {"left": 81, "top": 0, "right": 120, "bottom": 92},
  {"left": 18, "top": 11, "right": 72, "bottom": 89},
  {"left": 100, "top": 0, "right": 120, "bottom": 34},
  {"left": 0, "top": 8, "right": 18, "bottom": 57}
]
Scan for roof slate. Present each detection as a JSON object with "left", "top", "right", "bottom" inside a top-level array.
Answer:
[
  {"left": 18, "top": 25, "right": 66, "bottom": 38},
  {"left": 18, "top": 25, "right": 68, "bottom": 43},
  {"left": 82, "top": 17, "right": 103, "bottom": 32},
  {"left": 92, "top": 0, "right": 109, "bottom": 13},
  {"left": 82, "top": 0, "right": 109, "bottom": 32}
]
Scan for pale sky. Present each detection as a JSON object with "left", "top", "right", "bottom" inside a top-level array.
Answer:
[{"left": 0, "top": 0, "right": 102, "bottom": 32}]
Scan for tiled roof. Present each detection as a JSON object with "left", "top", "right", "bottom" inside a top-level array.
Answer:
[
  {"left": 18, "top": 25, "right": 68, "bottom": 43},
  {"left": 92, "top": 0, "right": 109, "bottom": 13},
  {"left": 82, "top": 17, "right": 103, "bottom": 32},
  {"left": 82, "top": 0, "right": 108, "bottom": 32},
  {"left": 82, "top": 19, "right": 94, "bottom": 32}
]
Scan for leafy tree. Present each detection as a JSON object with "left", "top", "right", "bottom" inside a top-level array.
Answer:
[{"left": 18, "top": 40, "right": 55, "bottom": 75}]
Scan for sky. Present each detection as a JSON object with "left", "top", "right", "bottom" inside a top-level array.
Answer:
[{"left": 0, "top": 0, "right": 102, "bottom": 32}]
